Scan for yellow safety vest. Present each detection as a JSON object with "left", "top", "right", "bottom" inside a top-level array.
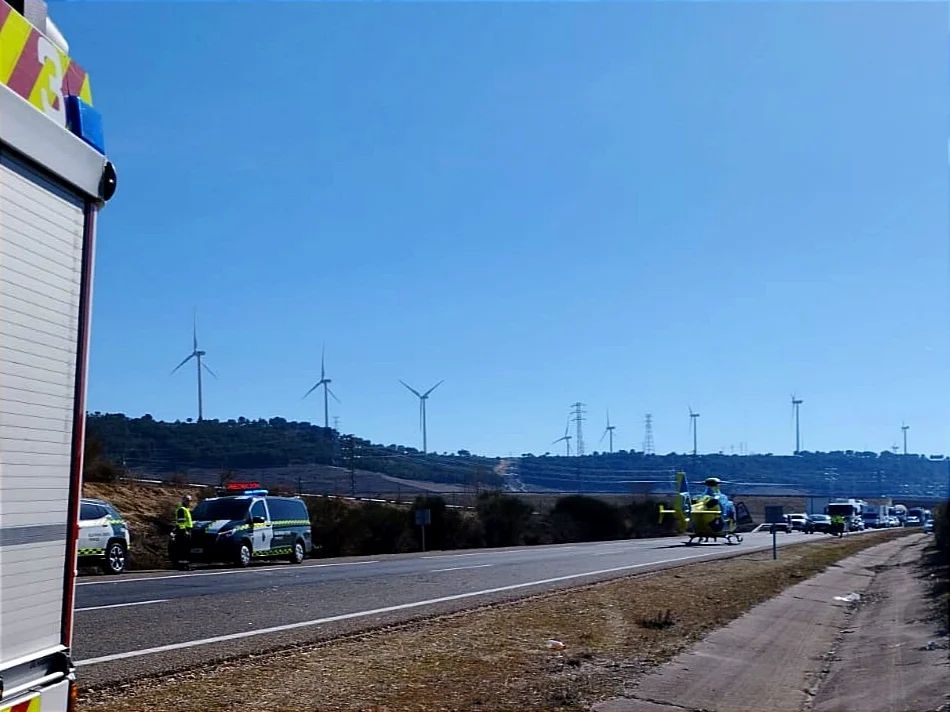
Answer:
[{"left": 176, "top": 505, "right": 193, "bottom": 530}]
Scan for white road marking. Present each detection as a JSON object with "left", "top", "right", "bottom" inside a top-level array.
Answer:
[
  {"left": 76, "top": 560, "right": 380, "bottom": 587},
  {"left": 421, "top": 552, "right": 483, "bottom": 559},
  {"left": 430, "top": 564, "right": 493, "bottom": 573},
  {"left": 76, "top": 599, "right": 168, "bottom": 613},
  {"left": 421, "top": 545, "right": 577, "bottom": 560},
  {"left": 75, "top": 549, "right": 730, "bottom": 667}
]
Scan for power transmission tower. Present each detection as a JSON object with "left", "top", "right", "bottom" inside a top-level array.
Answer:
[
  {"left": 570, "top": 402, "right": 586, "bottom": 456},
  {"left": 642, "top": 414, "right": 655, "bottom": 455},
  {"left": 901, "top": 423, "right": 909, "bottom": 455},
  {"left": 341, "top": 435, "right": 359, "bottom": 498},
  {"left": 333, "top": 415, "right": 340, "bottom": 432}
]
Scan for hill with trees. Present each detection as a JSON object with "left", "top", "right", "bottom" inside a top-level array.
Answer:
[
  {"left": 515, "top": 450, "right": 949, "bottom": 499},
  {"left": 86, "top": 413, "right": 501, "bottom": 489}
]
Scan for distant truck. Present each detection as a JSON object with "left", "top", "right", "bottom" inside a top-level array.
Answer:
[
  {"left": 826, "top": 501, "right": 863, "bottom": 532},
  {"left": 888, "top": 504, "right": 908, "bottom": 524},
  {"left": 0, "top": 1, "right": 115, "bottom": 710},
  {"left": 861, "top": 505, "right": 888, "bottom": 529}
]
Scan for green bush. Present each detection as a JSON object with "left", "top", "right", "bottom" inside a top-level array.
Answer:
[
  {"left": 476, "top": 491, "right": 535, "bottom": 547},
  {"left": 934, "top": 501, "right": 949, "bottom": 552},
  {"left": 550, "top": 495, "right": 625, "bottom": 543}
]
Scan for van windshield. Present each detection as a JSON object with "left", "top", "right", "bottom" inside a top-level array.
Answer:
[{"left": 192, "top": 499, "right": 250, "bottom": 522}]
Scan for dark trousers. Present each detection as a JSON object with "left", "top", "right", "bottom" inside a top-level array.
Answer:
[{"left": 172, "top": 529, "right": 192, "bottom": 563}]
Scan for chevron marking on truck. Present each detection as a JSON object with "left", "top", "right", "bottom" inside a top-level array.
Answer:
[
  {"left": 0, "top": 1, "right": 92, "bottom": 119},
  {"left": 1, "top": 694, "right": 41, "bottom": 712}
]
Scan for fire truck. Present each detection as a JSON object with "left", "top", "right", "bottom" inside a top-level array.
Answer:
[{"left": 0, "top": 0, "right": 116, "bottom": 709}]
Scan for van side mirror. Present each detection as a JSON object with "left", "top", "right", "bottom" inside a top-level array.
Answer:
[{"left": 252, "top": 516, "right": 266, "bottom": 525}]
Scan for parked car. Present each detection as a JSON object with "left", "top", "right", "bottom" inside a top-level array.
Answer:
[
  {"left": 923, "top": 519, "right": 934, "bottom": 533},
  {"left": 850, "top": 516, "right": 865, "bottom": 531},
  {"left": 905, "top": 514, "right": 922, "bottom": 526},
  {"left": 174, "top": 492, "right": 312, "bottom": 568},
  {"left": 787, "top": 513, "right": 810, "bottom": 532},
  {"left": 79, "top": 498, "right": 131, "bottom": 574},
  {"left": 808, "top": 514, "right": 832, "bottom": 533}
]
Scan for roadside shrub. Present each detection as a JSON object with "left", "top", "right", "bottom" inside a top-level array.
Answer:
[
  {"left": 627, "top": 498, "right": 676, "bottom": 538},
  {"left": 307, "top": 496, "right": 352, "bottom": 557},
  {"left": 934, "top": 501, "right": 949, "bottom": 552},
  {"left": 550, "top": 495, "right": 625, "bottom": 543},
  {"left": 476, "top": 491, "right": 534, "bottom": 547}
]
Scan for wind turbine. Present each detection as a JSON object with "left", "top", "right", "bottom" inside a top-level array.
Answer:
[
  {"left": 600, "top": 410, "right": 617, "bottom": 454},
  {"left": 791, "top": 394, "right": 803, "bottom": 454},
  {"left": 304, "top": 346, "right": 340, "bottom": 429},
  {"left": 170, "top": 314, "right": 216, "bottom": 422},
  {"left": 688, "top": 407, "right": 700, "bottom": 457},
  {"left": 399, "top": 379, "right": 443, "bottom": 455},
  {"left": 552, "top": 415, "right": 573, "bottom": 456}
]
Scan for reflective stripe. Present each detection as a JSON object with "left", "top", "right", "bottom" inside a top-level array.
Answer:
[
  {"left": 270, "top": 520, "right": 310, "bottom": 527},
  {"left": 253, "top": 546, "right": 293, "bottom": 557},
  {"left": 0, "top": 523, "right": 67, "bottom": 547},
  {"left": 78, "top": 547, "right": 104, "bottom": 556},
  {"left": 1, "top": 693, "right": 42, "bottom": 712}
]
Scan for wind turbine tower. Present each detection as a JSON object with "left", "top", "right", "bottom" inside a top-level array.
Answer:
[
  {"left": 689, "top": 408, "right": 700, "bottom": 457},
  {"left": 901, "top": 423, "right": 909, "bottom": 455},
  {"left": 570, "top": 402, "right": 587, "bottom": 456},
  {"left": 171, "top": 315, "right": 216, "bottom": 421},
  {"left": 303, "top": 347, "right": 340, "bottom": 429},
  {"left": 552, "top": 415, "right": 573, "bottom": 456},
  {"left": 791, "top": 395, "right": 803, "bottom": 454},
  {"left": 600, "top": 410, "right": 617, "bottom": 454},
  {"left": 400, "top": 380, "right": 443, "bottom": 455}
]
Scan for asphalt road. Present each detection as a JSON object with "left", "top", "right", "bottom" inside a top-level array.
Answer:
[{"left": 73, "top": 531, "right": 837, "bottom": 687}]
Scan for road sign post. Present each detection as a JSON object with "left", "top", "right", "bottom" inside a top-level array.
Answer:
[
  {"left": 415, "top": 508, "right": 431, "bottom": 552},
  {"left": 765, "top": 505, "right": 785, "bottom": 560}
]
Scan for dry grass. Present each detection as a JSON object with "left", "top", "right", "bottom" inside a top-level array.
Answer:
[
  {"left": 83, "top": 481, "right": 207, "bottom": 569},
  {"left": 79, "top": 529, "right": 910, "bottom": 712}
]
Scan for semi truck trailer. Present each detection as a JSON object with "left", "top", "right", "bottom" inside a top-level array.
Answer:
[{"left": 0, "top": 0, "right": 115, "bottom": 709}]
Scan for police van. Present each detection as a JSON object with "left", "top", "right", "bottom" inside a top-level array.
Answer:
[
  {"left": 78, "top": 498, "right": 131, "bottom": 574},
  {"left": 185, "top": 485, "right": 312, "bottom": 567}
]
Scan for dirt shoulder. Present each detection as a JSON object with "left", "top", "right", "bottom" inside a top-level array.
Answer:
[
  {"left": 594, "top": 533, "right": 945, "bottom": 712},
  {"left": 811, "top": 536, "right": 949, "bottom": 712},
  {"left": 79, "top": 530, "right": 909, "bottom": 712}
]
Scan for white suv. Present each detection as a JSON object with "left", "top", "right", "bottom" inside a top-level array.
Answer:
[{"left": 78, "top": 498, "right": 131, "bottom": 574}]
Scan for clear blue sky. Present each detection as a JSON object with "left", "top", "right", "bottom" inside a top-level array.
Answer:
[{"left": 55, "top": 2, "right": 948, "bottom": 458}]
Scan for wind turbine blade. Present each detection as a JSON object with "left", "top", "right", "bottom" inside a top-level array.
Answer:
[
  {"left": 321, "top": 344, "right": 326, "bottom": 380},
  {"left": 423, "top": 380, "right": 444, "bottom": 398},
  {"left": 327, "top": 386, "right": 341, "bottom": 404},
  {"left": 202, "top": 362, "right": 218, "bottom": 379},
  {"left": 170, "top": 353, "right": 195, "bottom": 375},
  {"left": 599, "top": 428, "right": 608, "bottom": 444},
  {"left": 303, "top": 382, "right": 321, "bottom": 399},
  {"left": 193, "top": 312, "right": 198, "bottom": 351},
  {"left": 399, "top": 380, "right": 422, "bottom": 398},
  {"left": 552, "top": 436, "right": 567, "bottom": 445}
]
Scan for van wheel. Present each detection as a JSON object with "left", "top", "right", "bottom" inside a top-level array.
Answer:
[
  {"left": 236, "top": 542, "right": 252, "bottom": 568},
  {"left": 102, "top": 541, "right": 127, "bottom": 575},
  {"left": 289, "top": 540, "right": 306, "bottom": 564}
]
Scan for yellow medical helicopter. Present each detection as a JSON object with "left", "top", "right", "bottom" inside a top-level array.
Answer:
[{"left": 659, "top": 472, "right": 749, "bottom": 545}]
